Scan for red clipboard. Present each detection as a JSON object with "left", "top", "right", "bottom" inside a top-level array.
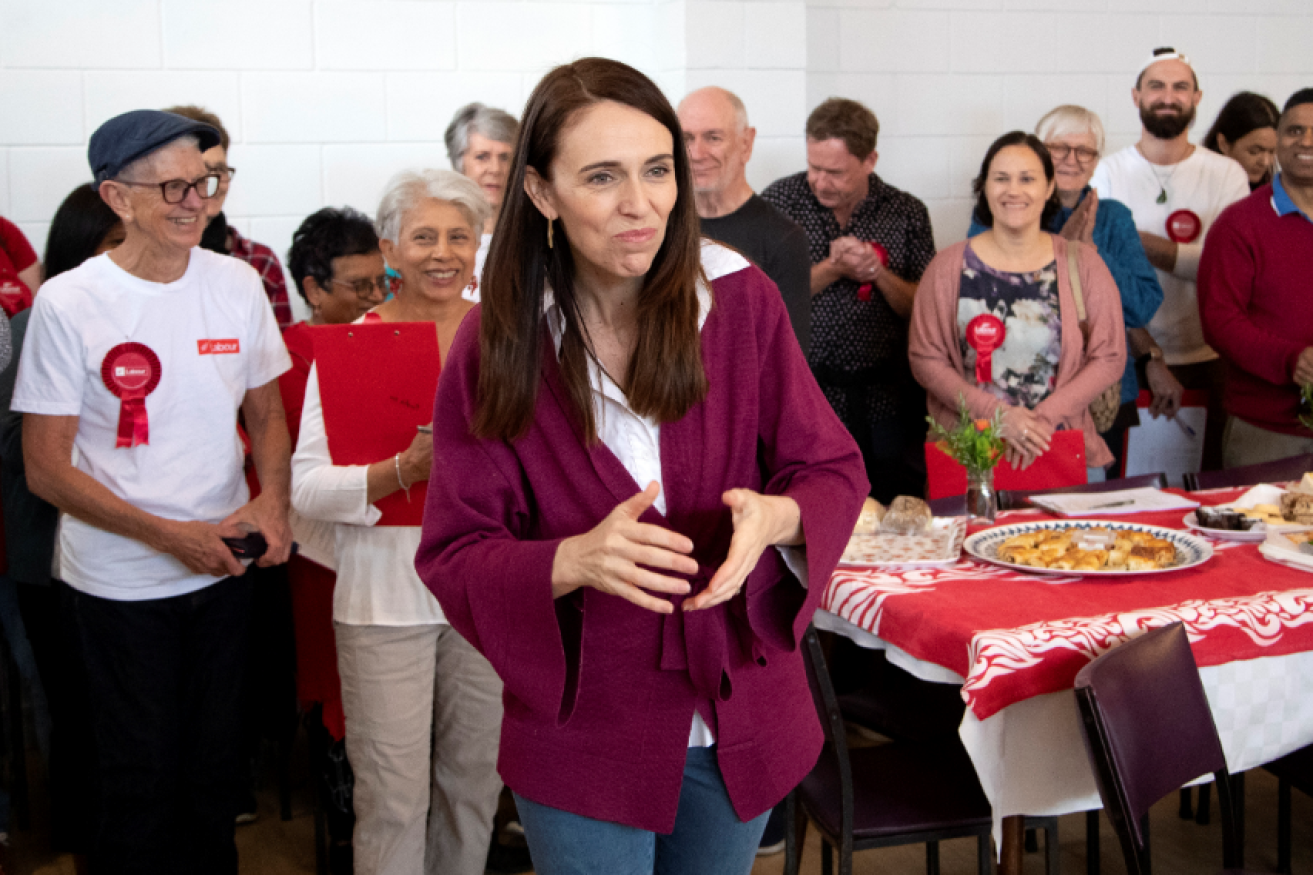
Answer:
[
  {"left": 925, "top": 429, "right": 1087, "bottom": 500},
  {"left": 314, "top": 322, "right": 439, "bottom": 526}
]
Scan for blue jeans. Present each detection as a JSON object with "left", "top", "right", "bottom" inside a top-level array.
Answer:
[{"left": 514, "top": 746, "right": 770, "bottom": 875}]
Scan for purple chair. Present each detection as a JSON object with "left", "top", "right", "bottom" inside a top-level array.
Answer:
[
  {"left": 1184, "top": 453, "right": 1313, "bottom": 492},
  {"left": 1264, "top": 744, "right": 1313, "bottom": 874},
  {"left": 788, "top": 626, "right": 1058, "bottom": 875},
  {"left": 1073, "top": 622, "right": 1259, "bottom": 875}
]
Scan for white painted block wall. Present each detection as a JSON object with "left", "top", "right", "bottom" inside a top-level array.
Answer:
[{"left": 1, "top": 0, "right": 1310, "bottom": 322}]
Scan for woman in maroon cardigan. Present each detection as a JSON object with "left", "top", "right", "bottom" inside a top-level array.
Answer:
[{"left": 415, "top": 58, "right": 867, "bottom": 875}]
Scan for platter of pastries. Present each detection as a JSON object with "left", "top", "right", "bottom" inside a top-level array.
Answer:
[
  {"left": 965, "top": 521, "right": 1212, "bottom": 576},
  {"left": 1185, "top": 480, "right": 1313, "bottom": 542}
]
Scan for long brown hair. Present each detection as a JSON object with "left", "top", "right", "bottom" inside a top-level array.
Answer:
[{"left": 472, "top": 58, "right": 707, "bottom": 443}]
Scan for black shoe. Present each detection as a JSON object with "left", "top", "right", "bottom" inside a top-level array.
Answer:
[{"left": 485, "top": 828, "right": 533, "bottom": 874}]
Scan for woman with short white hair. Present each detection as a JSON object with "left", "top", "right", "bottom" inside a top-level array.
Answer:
[
  {"left": 445, "top": 103, "right": 518, "bottom": 296},
  {"left": 968, "top": 105, "right": 1165, "bottom": 474},
  {"left": 292, "top": 169, "right": 500, "bottom": 875}
]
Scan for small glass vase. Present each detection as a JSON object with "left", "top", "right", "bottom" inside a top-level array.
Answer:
[{"left": 966, "top": 467, "right": 998, "bottom": 523}]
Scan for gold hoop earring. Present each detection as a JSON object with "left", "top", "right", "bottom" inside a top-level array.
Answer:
[{"left": 547, "top": 219, "right": 554, "bottom": 250}]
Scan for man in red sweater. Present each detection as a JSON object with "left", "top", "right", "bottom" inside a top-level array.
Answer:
[{"left": 1199, "top": 87, "right": 1313, "bottom": 467}]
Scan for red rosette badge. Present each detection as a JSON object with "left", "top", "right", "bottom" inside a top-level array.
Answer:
[
  {"left": 965, "top": 314, "right": 1006, "bottom": 385},
  {"left": 1165, "top": 209, "right": 1202, "bottom": 244},
  {"left": 101, "top": 342, "right": 162, "bottom": 448},
  {"left": 856, "top": 242, "right": 890, "bottom": 302}
]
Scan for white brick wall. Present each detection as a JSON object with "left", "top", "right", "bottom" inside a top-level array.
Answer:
[
  {"left": 808, "top": 0, "right": 1313, "bottom": 248},
  {"left": 1, "top": 0, "right": 1310, "bottom": 324}
]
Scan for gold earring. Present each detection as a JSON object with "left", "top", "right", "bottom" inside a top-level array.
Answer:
[{"left": 547, "top": 219, "right": 554, "bottom": 250}]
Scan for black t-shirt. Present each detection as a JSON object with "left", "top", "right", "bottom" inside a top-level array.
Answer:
[{"left": 699, "top": 194, "right": 811, "bottom": 357}]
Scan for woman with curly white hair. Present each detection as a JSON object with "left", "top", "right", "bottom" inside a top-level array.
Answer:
[{"left": 292, "top": 169, "right": 500, "bottom": 875}]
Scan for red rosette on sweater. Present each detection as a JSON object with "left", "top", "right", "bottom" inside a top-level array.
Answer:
[{"left": 101, "top": 342, "right": 162, "bottom": 448}]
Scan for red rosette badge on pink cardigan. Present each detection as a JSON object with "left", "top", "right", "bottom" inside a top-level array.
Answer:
[
  {"left": 101, "top": 342, "right": 161, "bottom": 448},
  {"left": 965, "top": 313, "right": 1006, "bottom": 385}
]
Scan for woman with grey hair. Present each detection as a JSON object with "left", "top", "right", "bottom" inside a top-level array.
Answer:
[
  {"left": 445, "top": 103, "right": 518, "bottom": 297},
  {"left": 291, "top": 169, "right": 500, "bottom": 875},
  {"left": 968, "top": 105, "right": 1165, "bottom": 475}
]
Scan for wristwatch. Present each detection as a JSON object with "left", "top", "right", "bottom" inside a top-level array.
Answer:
[{"left": 1137, "top": 348, "right": 1165, "bottom": 367}]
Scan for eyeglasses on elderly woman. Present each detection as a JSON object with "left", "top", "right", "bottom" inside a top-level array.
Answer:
[
  {"left": 1046, "top": 144, "right": 1100, "bottom": 164},
  {"left": 328, "top": 274, "right": 391, "bottom": 300},
  {"left": 115, "top": 173, "right": 223, "bottom": 204}
]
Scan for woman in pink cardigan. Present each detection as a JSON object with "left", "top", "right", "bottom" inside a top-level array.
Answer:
[{"left": 910, "top": 131, "right": 1125, "bottom": 473}]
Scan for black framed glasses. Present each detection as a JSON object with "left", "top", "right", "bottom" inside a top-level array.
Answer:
[
  {"left": 1046, "top": 144, "right": 1100, "bottom": 164},
  {"left": 117, "top": 173, "right": 223, "bottom": 204},
  {"left": 329, "top": 275, "right": 390, "bottom": 300}
]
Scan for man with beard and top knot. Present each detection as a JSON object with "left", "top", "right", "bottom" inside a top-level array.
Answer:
[
  {"left": 762, "top": 98, "right": 936, "bottom": 502},
  {"left": 1091, "top": 48, "right": 1248, "bottom": 471}
]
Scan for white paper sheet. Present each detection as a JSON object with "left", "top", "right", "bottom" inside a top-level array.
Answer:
[
  {"left": 1123, "top": 404, "right": 1206, "bottom": 488},
  {"left": 1028, "top": 486, "right": 1200, "bottom": 516}
]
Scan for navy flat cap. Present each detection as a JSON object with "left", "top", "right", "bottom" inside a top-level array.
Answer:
[{"left": 89, "top": 109, "right": 222, "bottom": 185}]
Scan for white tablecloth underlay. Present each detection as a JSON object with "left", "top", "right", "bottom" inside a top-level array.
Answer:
[{"left": 814, "top": 608, "right": 1313, "bottom": 849}]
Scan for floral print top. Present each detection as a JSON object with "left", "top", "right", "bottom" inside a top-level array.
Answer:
[{"left": 957, "top": 244, "right": 1061, "bottom": 410}]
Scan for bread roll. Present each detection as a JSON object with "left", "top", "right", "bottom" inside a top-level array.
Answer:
[
  {"left": 879, "top": 496, "right": 934, "bottom": 535},
  {"left": 853, "top": 497, "right": 886, "bottom": 534}
]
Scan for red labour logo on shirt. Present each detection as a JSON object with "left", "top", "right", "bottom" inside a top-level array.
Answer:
[{"left": 197, "top": 339, "right": 240, "bottom": 355}]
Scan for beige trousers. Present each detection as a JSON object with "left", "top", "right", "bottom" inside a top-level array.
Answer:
[
  {"left": 336, "top": 621, "right": 503, "bottom": 875},
  {"left": 1222, "top": 416, "right": 1313, "bottom": 470}
]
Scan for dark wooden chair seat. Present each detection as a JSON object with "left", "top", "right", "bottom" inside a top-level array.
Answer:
[{"left": 1074, "top": 623, "right": 1264, "bottom": 875}]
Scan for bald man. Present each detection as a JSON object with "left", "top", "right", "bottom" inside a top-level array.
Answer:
[{"left": 679, "top": 87, "right": 810, "bottom": 355}]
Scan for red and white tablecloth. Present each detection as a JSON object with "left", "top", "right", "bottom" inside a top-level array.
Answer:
[
  {"left": 818, "top": 488, "right": 1313, "bottom": 843},
  {"left": 822, "top": 489, "right": 1313, "bottom": 720}
]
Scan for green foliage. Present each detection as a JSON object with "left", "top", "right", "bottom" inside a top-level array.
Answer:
[
  {"left": 926, "top": 396, "right": 1005, "bottom": 474},
  {"left": 1301, "top": 383, "right": 1313, "bottom": 434}
]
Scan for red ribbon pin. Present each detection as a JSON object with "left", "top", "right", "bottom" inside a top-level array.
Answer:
[
  {"left": 966, "top": 314, "right": 1006, "bottom": 385},
  {"left": 856, "top": 242, "right": 889, "bottom": 302},
  {"left": 1165, "top": 209, "right": 1202, "bottom": 244},
  {"left": 101, "top": 342, "right": 162, "bottom": 448}
]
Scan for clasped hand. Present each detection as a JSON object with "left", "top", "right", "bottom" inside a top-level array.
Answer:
[
  {"left": 1001, "top": 406, "right": 1053, "bottom": 470},
  {"left": 829, "top": 236, "right": 883, "bottom": 283},
  {"left": 551, "top": 482, "right": 800, "bottom": 614}
]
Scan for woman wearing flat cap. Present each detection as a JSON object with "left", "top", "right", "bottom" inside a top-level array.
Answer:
[{"left": 13, "top": 109, "right": 293, "bottom": 873}]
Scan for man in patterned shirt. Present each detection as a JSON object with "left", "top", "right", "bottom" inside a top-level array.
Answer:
[
  {"left": 165, "top": 105, "right": 294, "bottom": 330},
  {"left": 762, "top": 98, "right": 936, "bottom": 501}
]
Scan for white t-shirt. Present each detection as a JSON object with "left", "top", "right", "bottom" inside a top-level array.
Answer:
[
  {"left": 1091, "top": 145, "right": 1248, "bottom": 365},
  {"left": 12, "top": 249, "right": 290, "bottom": 601}
]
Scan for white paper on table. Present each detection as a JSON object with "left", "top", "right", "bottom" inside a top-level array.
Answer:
[
  {"left": 1123, "top": 404, "right": 1206, "bottom": 488},
  {"left": 1028, "top": 486, "right": 1200, "bottom": 516}
]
